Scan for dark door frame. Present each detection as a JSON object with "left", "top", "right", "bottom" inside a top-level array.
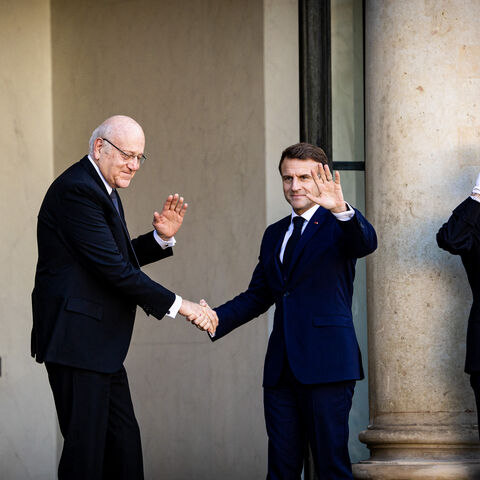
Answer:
[{"left": 299, "top": 0, "right": 365, "bottom": 173}]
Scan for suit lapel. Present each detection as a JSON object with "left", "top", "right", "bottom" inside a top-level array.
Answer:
[
  {"left": 273, "top": 216, "right": 291, "bottom": 283},
  {"left": 79, "top": 157, "right": 140, "bottom": 268},
  {"left": 114, "top": 190, "right": 140, "bottom": 267},
  {"left": 115, "top": 190, "right": 126, "bottom": 221}
]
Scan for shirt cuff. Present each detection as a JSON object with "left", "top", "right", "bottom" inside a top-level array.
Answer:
[
  {"left": 470, "top": 195, "right": 480, "bottom": 203},
  {"left": 472, "top": 173, "right": 480, "bottom": 194},
  {"left": 166, "top": 295, "right": 182, "bottom": 318},
  {"left": 332, "top": 202, "right": 355, "bottom": 222},
  {"left": 153, "top": 230, "right": 176, "bottom": 249}
]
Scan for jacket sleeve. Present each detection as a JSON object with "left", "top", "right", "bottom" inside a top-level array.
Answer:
[
  {"left": 437, "top": 197, "right": 480, "bottom": 255},
  {"left": 56, "top": 182, "right": 176, "bottom": 319},
  {"left": 212, "top": 257, "right": 275, "bottom": 341},
  {"left": 336, "top": 208, "right": 378, "bottom": 258},
  {"left": 131, "top": 231, "right": 173, "bottom": 267}
]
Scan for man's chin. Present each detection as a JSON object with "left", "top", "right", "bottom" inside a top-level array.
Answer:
[
  {"left": 115, "top": 179, "right": 132, "bottom": 189},
  {"left": 290, "top": 200, "right": 315, "bottom": 215},
  {"left": 289, "top": 199, "right": 308, "bottom": 209}
]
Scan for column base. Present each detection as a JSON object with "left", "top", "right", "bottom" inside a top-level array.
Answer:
[
  {"left": 353, "top": 423, "right": 480, "bottom": 480},
  {"left": 353, "top": 461, "right": 480, "bottom": 479}
]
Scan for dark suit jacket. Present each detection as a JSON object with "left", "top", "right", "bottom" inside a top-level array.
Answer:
[
  {"left": 212, "top": 206, "right": 377, "bottom": 387},
  {"left": 31, "top": 156, "right": 175, "bottom": 373},
  {"left": 437, "top": 197, "right": 480, "bottom": 374}
]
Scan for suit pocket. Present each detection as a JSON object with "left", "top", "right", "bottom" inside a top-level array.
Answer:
[
  {"left": 312, "top": 315, "right": 352, "bottom": 328},
  {"left": 65, "top": 297, "right": 103, "bottom": 321}
]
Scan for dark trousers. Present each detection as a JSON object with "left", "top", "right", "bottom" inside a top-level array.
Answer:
[
  {"left": 45, "top": 362, "right": 144, "bottom": 480},
  {"left": 470, "top": 372, "right": 480, "bottom": 440},
  {"left": 264, "top": 362, "right": 355, "bottom": 480}
]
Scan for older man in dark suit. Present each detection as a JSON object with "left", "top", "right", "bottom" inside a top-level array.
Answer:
[
  {"left": 32, "top": 115, "right": 217, "bottom": 480},
  {"left": 437, "top": 175, "right": 480, "bottom": 439},
  {"left": 205, "top": 143, "right": 377, "bottom": 479}
]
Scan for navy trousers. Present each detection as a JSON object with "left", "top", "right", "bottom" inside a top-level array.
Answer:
[
  {"left": 264, "top": 362, "right": 355, "bottom": 480},
  {"left": 45, "top": 362, "right": 144, "bottom": 480}
]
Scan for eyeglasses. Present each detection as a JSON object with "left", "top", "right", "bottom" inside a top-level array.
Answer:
[{"left": 102, "top": 138, "right": 146, "bottom": 167}]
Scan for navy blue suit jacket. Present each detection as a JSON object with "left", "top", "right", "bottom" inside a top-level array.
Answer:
[
  {"left": 31, "top": 156, "right": 175, "bottom": 373},
  {"left": 212, "top": 206, "right": 377, "bottom": 387}
]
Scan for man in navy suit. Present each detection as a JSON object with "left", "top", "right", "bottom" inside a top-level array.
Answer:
[
  {"left": 32, "top": 115, "right": 217, "bottom": 480},
  {"left": 207, "top": 143, "right": 377, "bottom": 479}
]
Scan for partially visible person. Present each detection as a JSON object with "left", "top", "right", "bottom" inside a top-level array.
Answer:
[
  {"left": 31, "top": 115, "right": 217, "bottom": 480},
  {"left": 437, "top": 173, "right": 480, "bottom": 438}
]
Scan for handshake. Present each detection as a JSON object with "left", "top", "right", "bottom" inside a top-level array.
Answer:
[{"left": 179, "top": 298, "right": 217, "bottom": 335}]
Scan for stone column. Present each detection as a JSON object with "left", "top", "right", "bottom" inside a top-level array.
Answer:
[{"left": 353, "top": 1, "right": 480, "bottom": 478}]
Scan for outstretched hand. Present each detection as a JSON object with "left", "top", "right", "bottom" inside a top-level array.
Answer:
[
  {"left": 306, "top": 164, "right": 347, "bottom": 213},
  {"left": 153, "top": 194, "right": 188, "bottom": 240}
]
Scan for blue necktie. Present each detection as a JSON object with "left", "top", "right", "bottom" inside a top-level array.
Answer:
[
  {"left": 282, "top": 216, "right": 305, "bottom": 271},
  {"left": 110, "top": 190, "right": 120, "bottom": 214}
]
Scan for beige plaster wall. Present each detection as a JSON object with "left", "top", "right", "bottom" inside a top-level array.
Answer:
[
  {"left": 264, "top": 0, "right": 299, "bottom": 226},
  {"left": 51, "top": 0, "right": 269, "bottom": 477},
  {"left": 0, "top": 0, "right": 57, "bottom": 478}
]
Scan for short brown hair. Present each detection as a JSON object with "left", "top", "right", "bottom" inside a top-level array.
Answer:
[{"left": 278, "top": 142, "right": 328, "bottom": 173}]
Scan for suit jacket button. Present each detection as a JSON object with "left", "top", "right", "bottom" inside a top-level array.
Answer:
[{"left": 284, "top": 291, "right": 289, "bottom": 297}]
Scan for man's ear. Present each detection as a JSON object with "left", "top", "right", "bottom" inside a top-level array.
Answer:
[{"left": 93, "top": 137, "right": 103, "bottom": 161}]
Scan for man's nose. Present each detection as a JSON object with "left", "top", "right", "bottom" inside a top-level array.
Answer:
[
  {"left": 128, "top": 160, "right": 141, "bottom": 171},
  {"left": 291, "top": 178, "right": 301, "bottom": 190}
]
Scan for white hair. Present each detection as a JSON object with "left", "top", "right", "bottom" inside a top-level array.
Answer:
[{"left": 88, "top": 122, "right": 115, "bottom": 156}]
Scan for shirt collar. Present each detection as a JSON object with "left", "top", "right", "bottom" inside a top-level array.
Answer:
[
  {"left": 88, "top": 154, "right": 113, "bottom": 195},
  {"left": 291, "top": 204, "right": 320, "bottom": 223}
]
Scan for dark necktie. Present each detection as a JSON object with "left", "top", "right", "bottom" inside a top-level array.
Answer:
[
  {"left": 110, "top": 189, "right": 120, "bottom": 214},
  {"left": 282, "top": 216, "right": 305, "bottom": 271}
]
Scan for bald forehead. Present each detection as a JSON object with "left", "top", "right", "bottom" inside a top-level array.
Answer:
[{"left": 103, "top": 115, "right": 144, "bottom": 142}]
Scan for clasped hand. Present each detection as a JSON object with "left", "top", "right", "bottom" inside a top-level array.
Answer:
[{"left": 179, "top": 299, "right": 218, "bottom": 335}]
